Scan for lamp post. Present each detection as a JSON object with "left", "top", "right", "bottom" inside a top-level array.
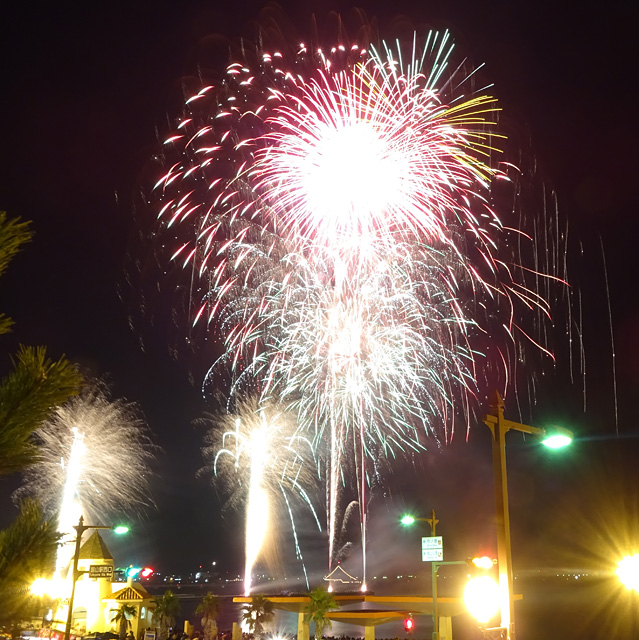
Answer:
[
  {"left": 399, "top": 510, "right": 442, "bottom": 639},
  {"left": 483, "top": 391, "right": 573, "bottom": 640},
  {"left": 64, "top": 516, "right": 128, "bottom": 640},
  {"left": 400, "top": 509, "right": 439, "bottom": 536}
]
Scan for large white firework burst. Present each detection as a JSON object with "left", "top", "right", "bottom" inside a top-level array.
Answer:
[
  {"left": 151, "top": 27, "right": 569, "bottom": 575},
  {"left": 16, "top": 382, "right": 156, "bottom": 573}
]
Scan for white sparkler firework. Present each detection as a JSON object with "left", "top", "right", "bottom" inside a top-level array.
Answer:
[
  {"left": 206, "top": 398, "right": 320, "bottom": 594},
  {"left": 16, "top": 382, "right": 156, "bottom": 577}
]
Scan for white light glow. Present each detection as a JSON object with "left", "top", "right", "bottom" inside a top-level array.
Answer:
[{"left": 464, "top": 575, "right": 500, "bottom": 623}]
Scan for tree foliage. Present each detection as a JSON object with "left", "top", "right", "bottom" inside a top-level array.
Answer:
[
  {"left": 304, "top": 587, "right": 338, "bottom": 639},
  {"left": 0, "top": 498, "right": 60, "bottom": 621},
  {"left": 153, "top": 590, "right": 181, "bottom": 640},
  {"left": 0, "top": 212, "right": 32, "bottom": 336},
  {"left": 241, "top": 595, "right": 275, "bottom": 637},
  {"left": 196, "top": 593, "right": 221, "bottom": 640},
  {"left": 0, "top": 211, "right": 83, "bottom": 475},
  {"left": 0, "top": 212, "right": 83, "bottom": 622},
  {"left": 0, "top": 345, "right": 83, "bottom": 475},
  {"left": 112, "top": 603, "right": 138, "bottom": 640}
]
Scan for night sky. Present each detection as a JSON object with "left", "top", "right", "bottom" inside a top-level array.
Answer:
[{"left": 1, "top": 0, "right": 638, "bottom": 585}]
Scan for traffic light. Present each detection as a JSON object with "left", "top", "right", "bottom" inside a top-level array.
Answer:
[
  {"left": 403, "top": 615, "right": 414, "bottom": 633},
  {"left": 141, "top": 567, "right": 154, "bottom": 578},
  {"left": 126, "top": 566, "right": 142, "bottom": 579},
  {"left": 469, "top": 556, "right": 495, "bottom": 571}
]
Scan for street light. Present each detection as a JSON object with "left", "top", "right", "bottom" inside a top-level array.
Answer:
[
  {"left": 617, "top": 554, "right": 639, "bottom": 591},
  {"left": 464, "top": 575, "right": 500, "bottom": 623},
  {"left": 64, "top": 515, "right": 128, "bottom": 640},
  {"left": 483, "top": 391, "right": 573, "bottom": 640},
  {"left": 400, "top": 509, "right": 439, "bottom": 536}
]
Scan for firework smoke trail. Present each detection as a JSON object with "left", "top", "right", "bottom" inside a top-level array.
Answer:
[
  {"left": 154, "top": 30, "right": 566, "bottom": 577},
  {"left": 16, "top": 382, "right": 155, "bottom": 577},
  {"left": 54, "top": 427, "right": 85, "bottom": 574},
  {"left": 242, "top": 418, "right": 269, "bottom": 596},
  {"left": 206, "top": 398, "right": 320, "bottom": 594}
]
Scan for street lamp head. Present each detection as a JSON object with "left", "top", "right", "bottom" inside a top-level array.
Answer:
[
  {"left": 113, "top": 525, "right": 130, "bottom": 534},
  {"left": 400, "top": 515, "right": 416, "bottom": 526},
  {"left": 541, "top": 426, "right": 573, "bottom": 449},
  {"left": 617, "top": 554, "right": 639, "bottom": 591},
  {"left": 464, "top": 575, "right": 500, "bottom": 623}
]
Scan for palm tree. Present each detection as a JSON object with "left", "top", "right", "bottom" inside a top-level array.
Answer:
[
  {"left": 241, "top": 595, "right": 275, "bottom": 637},
  {"left": 0, "top": 212, "right": 82, "bottom": 476},
  {"left": 196, "top": 593, "right": 220, "bottom": 640},
  {"left": 0, "top": 212, "right": 82, "bottom": 624},
  {"left": 112, "top": 603, "right": 138, "bottom": 640},
  {"left": 152, "top": 590, "right": 181, "bottom": 640},
  {"left": 0, "top": 344, "right": 82, "bottom": 475},
  {"left": 304, "top": 587, "right": 338, "bottom": 640}
]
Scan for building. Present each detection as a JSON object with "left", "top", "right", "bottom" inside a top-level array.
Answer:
[{"left": 54, "top": 532, "right": 155, "bottom": 637}]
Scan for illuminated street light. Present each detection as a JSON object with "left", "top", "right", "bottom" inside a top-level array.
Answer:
[
  {"left": 471, "top": 556, "right": 495, "bottom": 571},
  {"left": 400, "top": 509, "right": 439, "bottom": 535},
  {"left": 541, "top": 430, "right": 573, "bottom": 449},
  {"left": 30, "top": 575, "right": 66, "bottom": 599},
  {"left": 64, "top": 516, "right": 129, "bottom": 640},
  {"left": 464, "top": 575, "right": 500, "bottom": 623},
  {"left": 483, "top": 391, "right": 573, "bottom": 640},
  {"left": 617, "top": 554, "right": 639, "bottom": 591}
]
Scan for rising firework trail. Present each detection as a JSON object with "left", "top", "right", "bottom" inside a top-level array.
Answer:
[
  {"left": 153, "top": 28, "right": 569, "bottom": 579},
  {"left": 16, "top": 382, "right": 156, "bottom": 576},
  {"left": 205, "top": 398, "right": 320, "bottom": 593}
]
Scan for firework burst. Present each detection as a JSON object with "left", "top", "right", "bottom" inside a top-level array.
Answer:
[
  {"left": 152, "top": 28, "right": 569, "bottom": 576},
  {"left": 16, "top": 382, "right": 156, "bottom": 575}
]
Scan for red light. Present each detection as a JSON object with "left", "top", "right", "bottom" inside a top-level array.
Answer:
[
  {"left": 404, "top": 617, "right": 414, "bottom": 633},
  {"left": 141, "top": 567, "right": 154, "bottom": 578}
]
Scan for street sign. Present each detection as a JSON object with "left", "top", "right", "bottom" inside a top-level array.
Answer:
[
  {"left": 422, "top": 548, "right": 444, "bottom": 561},
  {"left": 422, "top": 536, "right": 443, "bottom": 561},
  {"left": 422, "top": 536, "right": 443, "bottom": 549},
  {"left": 89, "top": 564, "right": 114, "bottom": 579}
]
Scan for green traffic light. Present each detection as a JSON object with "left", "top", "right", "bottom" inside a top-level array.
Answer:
[
  {"left": 126, "top": 566, "right": 142, "bottom": 578},
  {"left": 113, "top": 525, "right": 130, "bottom": 535},
  {"left": 400, "top": 515, "right": 416, "bottom": 526}
]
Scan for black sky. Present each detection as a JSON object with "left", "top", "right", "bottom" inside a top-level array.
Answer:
[{"left": 1, "top": 0, "right": 638, "bottom": 577}]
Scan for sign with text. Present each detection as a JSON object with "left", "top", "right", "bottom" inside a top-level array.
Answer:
[
  {"left": 422, "top": 536, "right": 443, "bottom": 549},
  {"left": 422, "top": 547, "right": 444, "bottom": 561},
  {"left": 422, "top": 536, "right": 443, "bottom": 561},
  {"left": 89, "top": 564, "right": 113, "bottom": 579}
]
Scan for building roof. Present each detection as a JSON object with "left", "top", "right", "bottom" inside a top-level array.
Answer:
[
  {"left": 324, "top": 564, "right": 359, "bottom": 584},
  {"left": 79, "top": 531, "right": 113, "bottom": 560},
  {"left": 110, "top": 585, "right": 153, "bottom": 602}
]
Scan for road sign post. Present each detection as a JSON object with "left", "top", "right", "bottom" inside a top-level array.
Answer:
[{"left": 422, "top": 536, "right": 443, "bottom": 561}]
